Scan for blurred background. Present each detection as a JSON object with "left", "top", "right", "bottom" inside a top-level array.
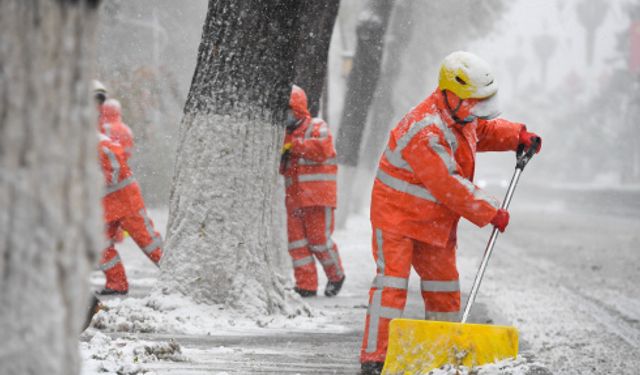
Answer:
[{"left": 95, "top": 0, "right": 640, "bottom": 215}]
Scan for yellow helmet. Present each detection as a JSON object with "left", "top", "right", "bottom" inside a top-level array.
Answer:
[{"left": 438, "top": 51, "right": 498, "bottom": 100}]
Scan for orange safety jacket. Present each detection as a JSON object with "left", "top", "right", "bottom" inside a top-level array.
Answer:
[
  {"left": 98, "top": 135, "right": 144, "bottom": 222},
  {"left": 99, "top": 103, "right": 134, "bottom": 160},
  {"left": 371, "top": 89, "right": 524, "bottom": 247},
  {"left": 281, "top": 117, "right": 338, "bottom": 209}
]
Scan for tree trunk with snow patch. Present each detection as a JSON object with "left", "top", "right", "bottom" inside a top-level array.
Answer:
[
  {"left": 0, "top": 1, "right": 102, "bottom": 374},
  {"left": 161, "top": 0, "right": 307, "bottom": 315}
]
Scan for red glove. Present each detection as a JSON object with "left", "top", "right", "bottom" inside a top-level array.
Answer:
[
  {"left": 491, "top": 209, "right": 510, "bottom": 233},
  {"left": 519, "top": 129, "right": 542, "bottom": 154}
]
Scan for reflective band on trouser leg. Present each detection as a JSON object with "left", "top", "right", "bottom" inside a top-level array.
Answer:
[
  {"left": 361, "top": 229, "right": 410, "bottom": 363},
  {"left": 287, "top": 208, "right": 318, "bottom": 291},
  {"left": 139, "top": 208, "right": 163, "bottom": 263},
  {"left": 421, "top": 279, "right": 461, "bottom": 322},
  {"left": 322, "top": 207, "right": 343, "bottom": 280},
  {"left": 99, "top": 253, "right": 122, "bottom": 271}
]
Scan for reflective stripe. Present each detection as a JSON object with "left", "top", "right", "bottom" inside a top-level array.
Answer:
[
  {"left": 427, "top": 134, "right": 457, "bottom": 174},
  {"left": 426, "top": 311, "right": 459, "bottom": 322},
  {"left": 102, "top": 146, "right": 120, "bottom": 185},
  {"left": 421, "top": 280, "right": 460, "bottom": 292},
  {"left": 292, "top": 256, "right": 314, "bottom": 268},
  {"left": 372, "top": 275, "right": 409, "bottom": 290},
  {"left": 304, "top": 122, "right": 315, "bottom": 139},
  {"left": 140, "top": 209, "right": 155, "bottom": 238},
  {"left": 298, "top": 173, "right": 336, "bottom": 183},
  {"left": 383, "top": 147, "right": 413, "bottom": 172},
  {"left": 100, "top": 254, "right": 121, "bottom": 271},
  {"left": 366, "top": 289, "right": 404, "bottom": 352},
  {"left": 142, "top": 237, "right": 163, "bottom": 255},
  {"left": 104, "top": 176, "right": 135, "bottom": 196},
  {"left": 298, "top": 157, "right": 337, "bottom": 166},
  {"left": 103, "top": 123, "right": 112, "bottom": 138},
  {"left": 435, "top": 118, "right": 458, "bottom": 155},
  {"left": 285, "top": 177, "right": 293, "bottom": 188},
  {"left": 324, "top": 207, "right": 343, "bottom": 278},
  {"left": 309, "top": 243, "right": 328, "bottom": 253},
  {"left": 318, "top": 125, "right": 329, "bottom": 138},
  {"left": 288, "top": 239, "right": 309, "bottom": 250},
  {"left": 395, "top": 115, "right": 442, "bottom": 154},
  {"left": 375, "top": 169, "right": 437, "bottom": 202},
  {"left": 375, "top": 229, "right": 384, "bottom": 273}
]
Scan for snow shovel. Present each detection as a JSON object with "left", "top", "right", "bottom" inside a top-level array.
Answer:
[{"left": 382, "top": 139, "right": 540, "bottom": 375}]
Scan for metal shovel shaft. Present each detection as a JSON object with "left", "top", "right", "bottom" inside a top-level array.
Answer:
[{"left": 461, "top": 167, "right": 523, "bottom": 323}]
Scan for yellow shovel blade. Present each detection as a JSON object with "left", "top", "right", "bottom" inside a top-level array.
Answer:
[{"left": 383, "top": 319, "right": 518, "bottom": 375}]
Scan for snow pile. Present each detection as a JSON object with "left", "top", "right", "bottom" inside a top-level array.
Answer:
[
  {"left": 91, "top": 290, "right": 348, "bottom": 336},
  {"left": 426, "top": 356, "right": 551, "bottom": 375},
  {"left": 80, "top": 331, "right": 187, "bottom": 375}
]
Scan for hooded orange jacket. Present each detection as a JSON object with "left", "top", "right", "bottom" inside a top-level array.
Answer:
[{"left": 371, "top": 89, "right": 523, "bottom": 247}]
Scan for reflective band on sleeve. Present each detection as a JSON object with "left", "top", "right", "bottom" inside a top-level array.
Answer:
[
  {"left": 292, "top": 256, "right": 314, "bottom": 268},
  {"left": 427, "top": 135, "right": 457, "bottom": 174},
  {"left": 142, "top": 237, "right": 163, "bottom": 255},
  {"left": 288, "top": 239, "right": 309, "bottom": 250},
  {"left": 99, "top": 254, "right": 121, "bottom": 271},
  {"left": 426, "top": 311, "right": 460, "bottom": 322},
  {"left": 372, "top": 275, "right": 409, "bottom": 290},
  {"left": 102, "top": 146, "right": 120, "bottom": 184},
  {"left": 318, "top": 125, "right": 329, "bottom": 138},
  {"left": 298, "top": 157, "right": 337, "bottom": 166},
  {"left": 435, "top": 119, "right": 458, "bottom": 155},
  {"left": 305, "top": 123, "right": 314, "bottom": 139},
  {"left": 298, "top": 173, "right": 336, "bottom": 183},
  {"left": 104, "top": 176, "right": 136, "bottom": 196},
  {"left": 383, "top": 148, "right": 414, "bottom": 172},
  {"left": 375, "top": 169, "right": 437, "bottom": 202},
  {"left": 421, "top": 280, "right": 460, "bottom": 292},
  {"left": 394, "top": 115, "right": 441, "bottom": 153}
]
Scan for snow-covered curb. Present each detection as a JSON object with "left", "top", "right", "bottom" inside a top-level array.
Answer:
[{"left": 91, "top": 290, "right": 349, "bottom": 337}]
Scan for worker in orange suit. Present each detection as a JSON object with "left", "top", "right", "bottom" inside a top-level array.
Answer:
[
  {"left": 359, "top": 51, "right": 542, "bottom": 374},
  {"left": 280, "top": 85, "right": 346, "bottom": 298},
  {"left": 97, "top": 134, "right": 163, "bottom": 295},
  {"left": 99, "top": 98, "right": 134, "bottom": 160}
]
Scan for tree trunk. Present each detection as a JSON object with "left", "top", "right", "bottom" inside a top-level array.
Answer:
[
  {"left": 0, "top": 1, "right": 102, "bottom": 374},
  {"left": 160, "top": 0, "right": 308, "bottom": 315},
  {"left": 360, "top": 1, "right": 413, "bottom": 171},
  {"left": 293, "top": 0, "right": 341, "bottom": 118},
  {"left": 335, "top": 0, "right": 394, "bottom": 167}
]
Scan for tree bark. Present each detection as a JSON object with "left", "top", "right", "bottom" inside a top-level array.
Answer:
[
  {"left": 335, "top": 0, "right": 394, "bottom": 167},
  {"left": 0, "top": 1, "right": 102, "bottom": 374},
  {"left": 293, "top": 0, "right": 341, "bottom": 118},
  {"left": 161, "top": 0, "right": 314, "bottom": 315}
]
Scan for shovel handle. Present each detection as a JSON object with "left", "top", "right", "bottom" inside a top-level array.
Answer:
[{"left": 460, "top": 141, "right": 538, "bottom": 324}]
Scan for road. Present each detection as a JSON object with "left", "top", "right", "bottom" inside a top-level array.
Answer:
[{"left": 83, "top": 186, "right": 640, "bottom": 374}]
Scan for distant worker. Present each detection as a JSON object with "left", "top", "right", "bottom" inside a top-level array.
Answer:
[
  {"left": 98, "top": 134, "right": 163, "bottom": 295},
  {"left": 359, "top": 51, "right": 542, "bottom": 374},
  {"left": 280, "top": 85, "right": 346, "bottom": 298},
  {"left": 99, "top": 98, "right": 134, "bottom": 160}
]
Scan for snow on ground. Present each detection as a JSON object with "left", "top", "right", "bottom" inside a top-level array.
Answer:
[{"left": 82, "top": 196, "right": 640, "bottom": 374}]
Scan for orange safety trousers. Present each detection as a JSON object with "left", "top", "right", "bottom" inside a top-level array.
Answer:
[
  {"left": 99, "top": 208, "right": 163, "bottom": 292},
  {"left": 287, "top": 206, "right": 344, "bottom": 291},
  {"left": 360, "top": 227, "right": 460, "bottom": 363}
]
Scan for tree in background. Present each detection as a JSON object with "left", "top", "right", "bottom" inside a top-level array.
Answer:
[
  {"left": 293, "top": 0, "right": 341, "bottom": 118},
  {"left": 576, "top": 0, "right": 609, "bottom": 66},
  {"left": 336, "top": 0, "right": 509, "bottom": 222},
  {"left": 0, "top": 1, "right": 103, "bottom": 374},
  {"left": 160, "top": 0, "right": 338, "bottom": 315}
]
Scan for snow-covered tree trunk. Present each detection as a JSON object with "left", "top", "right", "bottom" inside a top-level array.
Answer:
[
  {"left": 0, "top": 1, "right": 102, "bottom": 374},
  {"left": 160, "top": 0, "right": 304, "bottom": 315}
]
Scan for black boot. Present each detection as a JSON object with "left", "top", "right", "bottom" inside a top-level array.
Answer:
[
  {"left": 324, "top": 276, "right": 345, "bottom": 297},
  {"left": 294, "top": 287, "right": 317, "bottom": 297},
  {"left": 97, "top": 287, "right": 128, "bottom": 296},
  {"left": 361, "top": 361, "right": 384, "bottom": 375}
]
